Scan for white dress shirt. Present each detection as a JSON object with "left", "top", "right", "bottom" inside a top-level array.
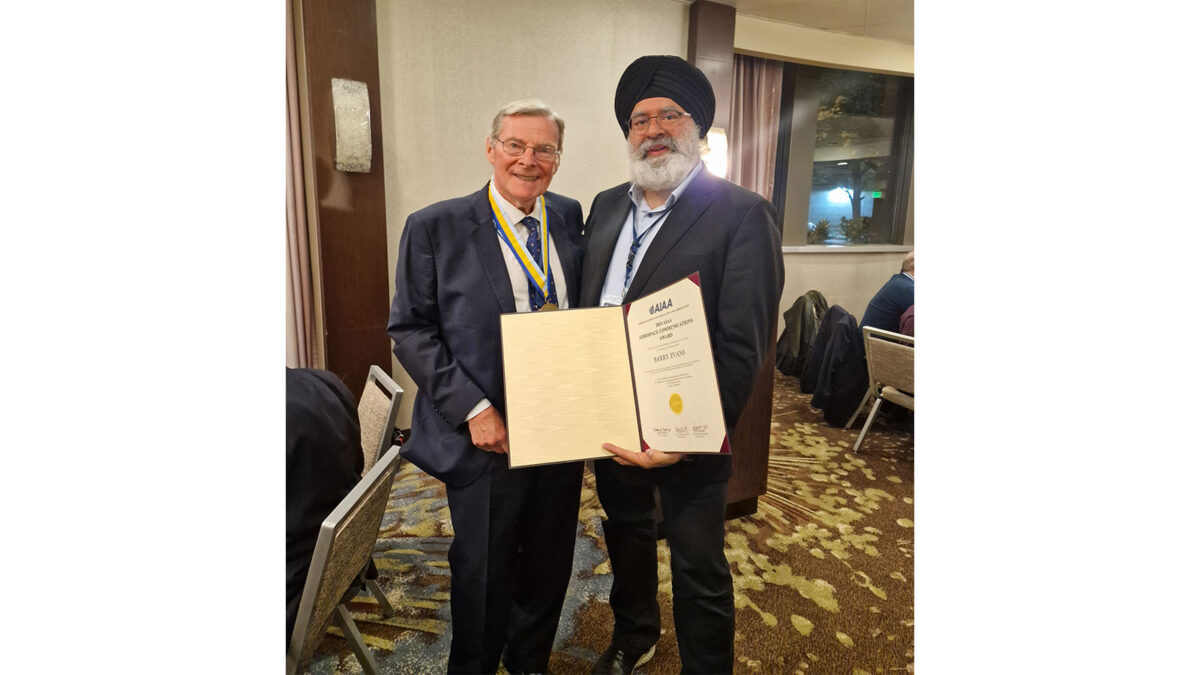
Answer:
[
  {"left": 598, "top": 161, "right": 704, "bottom": 307},
  {"left": 466, "top": 181, "right": 571, "bottom": 421}
]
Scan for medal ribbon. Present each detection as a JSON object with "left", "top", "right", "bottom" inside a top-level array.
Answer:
[{"left": 489, "top": 192, "right": 553, "bottom": 302}]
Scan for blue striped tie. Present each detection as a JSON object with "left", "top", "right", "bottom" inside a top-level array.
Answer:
[{"left": 522, "top": 216, "right": 558, "bottom": 310}]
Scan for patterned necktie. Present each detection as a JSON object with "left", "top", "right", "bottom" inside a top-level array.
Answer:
[{"left": 522, "top": 216, "right": 558, "bottom": 310}]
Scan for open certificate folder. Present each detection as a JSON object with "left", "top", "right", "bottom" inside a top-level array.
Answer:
[{"left": 500, "top": 273, "right": 728, "bottom": 468}]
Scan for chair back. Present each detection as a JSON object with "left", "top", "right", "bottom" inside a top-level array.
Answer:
[
  {"left": 358, "top": 365, "right": 403, "bottom": 475},
  {"left": 863, "top": 326, "right": 914, "bottom": 401},
  {"left": 286, "top": 445, "right": 401, "bottom": 673}
]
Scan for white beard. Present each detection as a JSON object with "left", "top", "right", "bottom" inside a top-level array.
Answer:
[{"left": 627, "top": 130, "right": 701, "bottom": 193}]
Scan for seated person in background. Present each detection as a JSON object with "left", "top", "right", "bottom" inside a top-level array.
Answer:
[
  {"left": 860, "top": 251, "right": 914, "bottom": 334},
  {"left": 900, "top": 304, "right": 914, "bottom": 336},
  {"left": 286, "top": 367, "right": 364, "bottom": 644}
]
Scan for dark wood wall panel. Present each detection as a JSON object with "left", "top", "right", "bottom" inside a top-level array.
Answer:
[
  {"left": 728, "top": 340, "right": 777, "bottom": 508},
  {"left": 688, "top": 0, "right": 736, "bottom": 131},
  {"left": 689, "top": 0, "right": 777, "bottom": 517},
  {"left": 299, "top": 0, "right": 391, "bottom": 397}
]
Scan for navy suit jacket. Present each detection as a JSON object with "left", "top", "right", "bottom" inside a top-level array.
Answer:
[
  {"left": 860, "top": 273, "right": 914, "bottom": 335},
  {"left": 580, "top": 168, "right": 783, "bottom": 485},
  {"left": 387, "top": 185, "right": 584, "bottom": 487}
]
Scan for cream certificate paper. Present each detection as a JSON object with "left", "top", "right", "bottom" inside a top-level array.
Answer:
[
  {"left": 624, "top": 276, "right": 726, "bottom": 454},
  {"left": 501, "top": 274, "right": 727, "bottom": 468}
]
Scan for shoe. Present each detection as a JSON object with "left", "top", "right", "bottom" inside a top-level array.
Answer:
[{"left": 591, "top": 643, "right": 655, "bottom": 674}]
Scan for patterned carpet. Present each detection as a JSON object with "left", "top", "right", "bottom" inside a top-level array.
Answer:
[{"left": 302, "top": 371, "right": 914, "bottom": 674}]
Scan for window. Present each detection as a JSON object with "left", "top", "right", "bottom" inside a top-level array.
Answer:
[{"left": 772, "top": 62, "right": 914, "bottom": 246}]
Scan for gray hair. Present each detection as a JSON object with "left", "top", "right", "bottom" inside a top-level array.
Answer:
[
  {"left": 901, "top": 252, "right": 914, "bottom": 274},
  {"left": 489, "top": 99, "right": 565, "bottom": 152}
]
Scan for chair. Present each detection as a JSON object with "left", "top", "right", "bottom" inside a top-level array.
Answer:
[
  {"left": 287, "top": 445, "right": 402, "bottom": 675},
  {"left": 356, "top": 365, "right": 404, "bottom": 616},
  {"left": 358, "top": 365, "right": 404, "bottom": 476},
  {"left": 844, "top": 326, "right": 914, "bottom": 453}
]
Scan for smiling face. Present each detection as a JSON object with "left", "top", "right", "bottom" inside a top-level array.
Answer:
[
  {"left": 486, "top": 114, "right": 560, "bottom": 214},
  {"left": 626, "top": 96, "right": 701, "bottom": 193},
  {"left": 627, "top": 97, "right": 697, "bottom": 157}
]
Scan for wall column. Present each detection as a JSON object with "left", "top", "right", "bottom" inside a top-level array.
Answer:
[
  {"left": 689, "top": 0, "right": 777, "bottom": 519},
  {"left": 293, "top": 0, "right": 392, "bottom": 396}
]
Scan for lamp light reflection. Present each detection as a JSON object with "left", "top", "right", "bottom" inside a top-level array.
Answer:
[{"left": 702, "top": 127, "right": 728, "bottom": 178}]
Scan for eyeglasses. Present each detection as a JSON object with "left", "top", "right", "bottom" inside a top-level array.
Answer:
[
  {"left": 628, "top": 110, "right": 692, "bottom": 133},
  {"left": 493, "top": 137, "right": 560, "bottom": 162}
]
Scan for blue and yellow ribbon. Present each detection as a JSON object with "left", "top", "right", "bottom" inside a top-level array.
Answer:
[{"left": 488, "top": 191, "right": 552, "bottom": 301}]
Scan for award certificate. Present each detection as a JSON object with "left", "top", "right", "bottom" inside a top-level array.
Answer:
[{"left": 500, "top": 274, "right": 727, "bottom": 467}]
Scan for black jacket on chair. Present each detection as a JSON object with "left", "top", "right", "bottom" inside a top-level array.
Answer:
[
  {"left": 801, "top": 305, "right": 868, "bottom": 427},
  {"left": 777, "top": 289, "right": 829, "bottom": 378}
]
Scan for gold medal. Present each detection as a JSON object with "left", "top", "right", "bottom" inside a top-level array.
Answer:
[{"left": 538, "top": 302, "right": 558, "bottom": 311}]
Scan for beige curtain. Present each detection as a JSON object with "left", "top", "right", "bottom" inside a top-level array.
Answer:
[
  {"left": 286, "top": 0, "right": 315, "bottom": 368},
  {"left": 729, "top": 54, "right": 784, "bottom": 202}
]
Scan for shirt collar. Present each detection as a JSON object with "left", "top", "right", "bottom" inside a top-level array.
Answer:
[
  {"left": 627, "top": 160, "right": 705, "bottom": 213},
  {"left": 902, "top": 272, "right": 914, "bottom": 282},
  {"left": 489, "top": 180, "right": 543, "bottom": 228}
]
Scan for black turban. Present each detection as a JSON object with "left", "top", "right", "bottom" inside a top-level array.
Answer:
[{"left": 614, "top": 55, "right": 715, "bottom": 138}]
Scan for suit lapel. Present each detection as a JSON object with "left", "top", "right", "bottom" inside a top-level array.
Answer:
[
  {"left": 625, "top": 168, "right": 718, "bottom": 300},
  {"left": 580, "top": 187, "right": 632, "bottom": 305},
  {"left": 544, "top": 196, "right": 579, "bottom": 307},
  {"left": 468, "top": 184, "right": 518, "bottom": 314}
]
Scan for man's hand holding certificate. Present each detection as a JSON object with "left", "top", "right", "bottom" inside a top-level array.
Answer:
[
  {"left": 602, "top": 443, "right": 686, "bottom": 468},
  {"left": 500, "top": 274, "right": 727, "bottom": 467}
]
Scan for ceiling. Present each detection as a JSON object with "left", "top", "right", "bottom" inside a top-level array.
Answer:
[{"left": 706, "top": 0, "right": 913, "bottom": 45}]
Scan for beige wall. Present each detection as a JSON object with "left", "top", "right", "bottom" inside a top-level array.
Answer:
[
  {"left": 734, "top": 15, "right": 914, "bottom": 75},
  {"left": 376, "top": 0, "right": 690, "bottom": 426},
  {"left": 782, "top": 250, "right": 910, "bottom": 322}
]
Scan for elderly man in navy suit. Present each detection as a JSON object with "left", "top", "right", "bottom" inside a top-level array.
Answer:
[
  {"left": 387, "top": 99, "right": 584, "bottom": 675},
  {"left": 579, "top": 56, "right": 784, "bottom": 674}
]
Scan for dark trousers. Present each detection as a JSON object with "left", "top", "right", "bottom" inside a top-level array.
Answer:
[
  {"left": 444, "top": 454, "right": 583, "bottom": 674},
  {"left": 594, "top": 461, "right": 734, "bottom": 674}
]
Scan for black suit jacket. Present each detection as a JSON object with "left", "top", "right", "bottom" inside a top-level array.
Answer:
[
  {"left": 285, "top": 367, "right": 363, "bottom": 642},
  {"left": 580, "top": 169, "right": 783, "bottom": 484},
  {"left": 801, "top": 305, "right": 868, "bottom": 427},
  {"left": 387, "top": 185, "right": 583, "bottom": 487}
]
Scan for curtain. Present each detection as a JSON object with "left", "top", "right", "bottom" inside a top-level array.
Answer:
[
  {"left": 286, "top": 0, "right": 315, "bottom": 368},
  {"left": 729, "top": 54, "right": 784, "bottom": 202}
]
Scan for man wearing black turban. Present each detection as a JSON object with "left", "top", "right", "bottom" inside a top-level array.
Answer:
[{"left": 580, "top": 55, "right": 785, "bottom": 674}]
